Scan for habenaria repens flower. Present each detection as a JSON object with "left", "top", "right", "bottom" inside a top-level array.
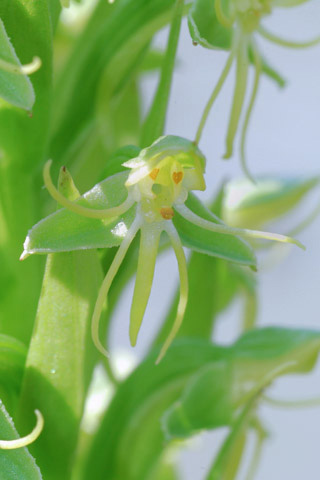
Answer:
[
  {"left": 190, "top": 0, "right": 320, "bottom": 178},
  {"left": 21, "top": 136, "right": 303, "bottom": 363}
]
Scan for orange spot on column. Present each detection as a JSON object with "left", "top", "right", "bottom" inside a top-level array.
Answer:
[
  {"left": 149, "top": 168, "right": 160, "bottom": 181},
  {"left": 160, "top": 207, "right": 174, "bottom": 220},
  {"left": 172, "top": 171, "right": 183, "bottom": 184}
]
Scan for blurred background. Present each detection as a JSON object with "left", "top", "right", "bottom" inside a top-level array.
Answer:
[{"left": 65, "top": 1, "right": 320, "bottom": 478}]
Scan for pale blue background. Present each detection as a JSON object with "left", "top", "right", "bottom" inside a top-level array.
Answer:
[{"left": 106, "top": 1, "right": 320, "bottom": 478}]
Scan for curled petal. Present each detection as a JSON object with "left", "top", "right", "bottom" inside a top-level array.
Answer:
[
  {"left": 262, "top": 394, "right": 320, "bottom": 409},
  {"left": 175, "top": 204, "right": 305, "bottom": 249},
  {"left": 214, "top": 0, "right": 234, "bottom": 28},
  {"left": 258, "top": 26, "right": 320, "bottom": 49},
  {"left": 91, "top": 216, "right": 142, "bottom": 357},
  {"left": 0, "top": 410, "right": 44, "bottom": 450},
  {"left": 156, "top": 221, "right": 188, "bottom": 364},
  {"left": 130, "top": 224, "right": 162, "bottom": 346},
  {"left": 44, "top": 160, "right": 134, "bottom": 219},
  {"left": 0, "top": 56, "right": 41, "bottom": 75}
]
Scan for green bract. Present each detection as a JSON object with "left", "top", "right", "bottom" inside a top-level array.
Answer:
[
  {"left": 190, "top": 0, "right": 320, "bottom": 178},
  {"left": 22, "top": 135, "right": 302, "bottom": 363}
]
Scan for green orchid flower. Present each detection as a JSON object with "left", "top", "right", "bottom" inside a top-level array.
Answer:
[
  {"left": 191, "top": 0, "right": 320, "bottom": 178},
  {"left": 21, "top": 136, "right": 303, "bottom": 363}
]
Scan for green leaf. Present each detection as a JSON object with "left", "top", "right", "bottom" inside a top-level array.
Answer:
[
  {"left": 141, "top": 0, "right": 184, "bottom": 147},
  {"left": 0, "top": 19, "right": 35, "bottom": 110},
  {"left": 85, "top": 327, "right": 320, "bottom": 479},
  {"left": 0, "top": 401, "right": 42, "bottom": 479},
  {"left": 18, "top": 168, "right": 104, "bottom": 479},
  {"left": 0, "top": 334, "right": 26, "bottom": 396},
  {"left": 0, "top": 0, "right": 55, "bottom": 343},
  {"left": 51, "top": 0, "right": 175, "bottom": 164},
  {"left": 83, "top": 340, "right": 224, "bottom": 480},
  {"left": 174, "top": 193, "right": 257, "bottom": 268},
  {"left": 99, "top": 145, "right": 141, "bottom": 181},
  {"left": 163, "top": 327, "right": 320, "bottom": 439},
  {"left": 140, "top": 49, "right": 165, "bottom": 72},
  {"left": 188, "top": 0, "right": 231, "bottom": 50},
  {"left": 22, "top": 172, "right": 136, "bottom": 257},
  {"left": 163, "top": 363, "right": 233, "bottom": 439},
  {"left": 222, "top": 175, "right": 320, "bottom": 229}
]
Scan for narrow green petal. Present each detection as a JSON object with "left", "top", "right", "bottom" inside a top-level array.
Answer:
[
  {"left": 224, "top": 38, "right": 249, "bottom": 159},
  {"left": 156, "top": 222, "right": 188, "bottom": 364},
  {"left": 91, "top": 216, "right": 141, "bottom": 357},
  {"left": 129, "top": 224, "right": 162, "bottom": 346},
  {"left": 195, "top": 47, "right": 236, "bottom": 145},
  {"left": 240, "top": 43, "right": 262, "bottom": 181},
  {"left": 175, "top": 204, "right": 305, "bottom": 249},
  {"left": 258, "top": 25, "right": 320, "bottom": 49}
]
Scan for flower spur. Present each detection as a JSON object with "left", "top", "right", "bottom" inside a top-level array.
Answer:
[
  {"left": 22, "top": 136, "right": 303, "bottom": 363},
  {"left": 191, "top": 0, "right": 320, "bottom": 179}
]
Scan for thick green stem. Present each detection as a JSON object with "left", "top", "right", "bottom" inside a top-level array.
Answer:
[{"left": 140, "top": 0, "right": 184, "bottom": 147}]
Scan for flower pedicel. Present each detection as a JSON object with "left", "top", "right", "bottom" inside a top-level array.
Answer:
[{"left": 21, "top": 136, "right": 304, "bottom": 363}]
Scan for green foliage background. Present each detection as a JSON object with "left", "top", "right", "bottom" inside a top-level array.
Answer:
[{"left": 0, "top": 1, "right": 319, "bottom": 479}]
